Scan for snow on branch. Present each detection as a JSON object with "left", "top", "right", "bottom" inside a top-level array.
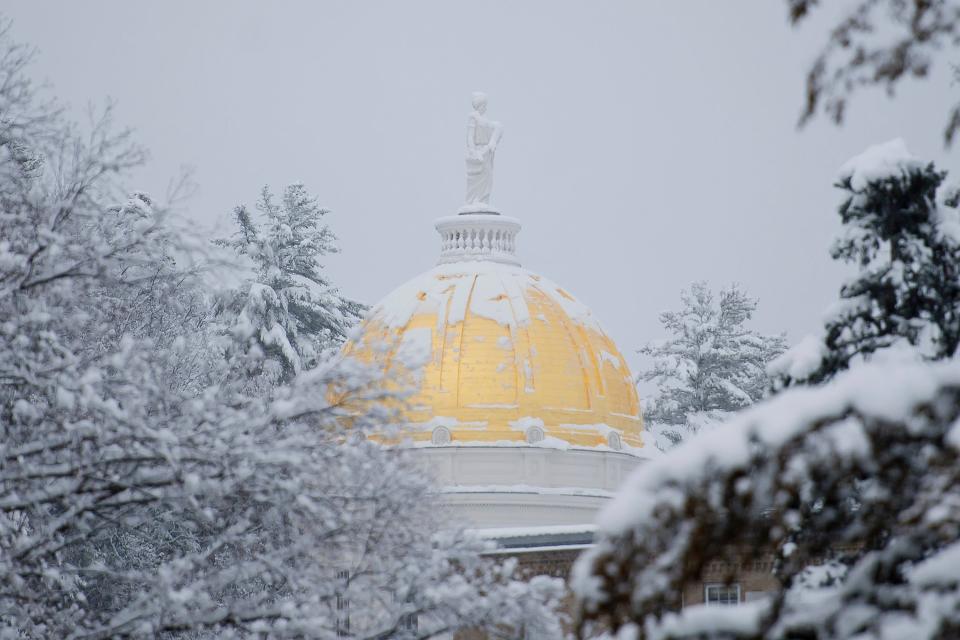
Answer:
[
  {"left": 574, "top": 358, "right": 960, "bottom": 638},
  {"left": 0, "top": 20, "right": 566, "bottom": 638}
]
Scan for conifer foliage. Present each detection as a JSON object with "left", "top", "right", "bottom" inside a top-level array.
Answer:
[
  {"left": 575, "top": 360, "right": 960, "bottom": 640},
  {"left": 786, "top": 1, "right": 960, "bottom": 146},
  {"left": 772, "top": 139, "right": 960, "bottom": 387},
  {"left": 575, "top": 140, "right": 960, "bottom": 640},
  {"left": 640, "top": 282, "right": 786, "bottom": 445},
  {"left": 219, "top": 185, "right": 364, "bottom": 381}
]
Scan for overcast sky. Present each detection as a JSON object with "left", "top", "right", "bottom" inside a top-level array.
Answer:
[{"left": 6, "top": 1, "right": 957, "bottom": 390}]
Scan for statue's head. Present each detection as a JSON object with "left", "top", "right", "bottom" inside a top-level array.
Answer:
[{"left": 471, "top": 92, "right": 488, "bottom": 114}]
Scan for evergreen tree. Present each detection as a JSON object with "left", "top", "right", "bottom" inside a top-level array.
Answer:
[
  {"left": 640, "top": 282, "right": 786, "bottom": 446},
  {"left": 772, "top": 139, "right": 960, "bottom": 387},
  {"left": 575, "top": 359, "right": 960, "bottom": 640},
  {"left": 218, "top": 184, "right": 364, "bottom": 382}
]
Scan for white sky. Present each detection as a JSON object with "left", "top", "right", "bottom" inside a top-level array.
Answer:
[{"left": 6, "top": 1, "right": 957, "bottom": 392}]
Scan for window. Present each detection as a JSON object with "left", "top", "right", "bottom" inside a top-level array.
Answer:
[
  {"left": 431, "top": 426, "right": 451, "bottom": 445},
  {"left": 704, "top": 583, "right": 741, "bottom": 606},
  {"left": 336, "top": 570, "right": 350, "bottom": 637},
  {"left": 606, "top": 431, "right": 622, "bottom": 450},
  {"left": 398, "top": 590, "right": 418, "bottom": 633},
  {"left": 399, "top": 612, "right": 418, "bottom": 632}
]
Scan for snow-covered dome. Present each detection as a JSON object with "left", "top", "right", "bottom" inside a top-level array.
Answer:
[{"left": 345, "top": 212, "right": 643, "bottom": 450}]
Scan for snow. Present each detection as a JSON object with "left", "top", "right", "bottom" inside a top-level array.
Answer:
[
  {"left": 509, "top": 416, "right": 545, "bottom": 432},
  {"left": 948, "top": 420, "right": 960, "bottom": 451},
  {"left": 396, "top": 326, "right": 432, "bottom": 368},
  {"left": 259, "top": 322, "right": 301, "bottom": 371},
  {"left": 646, "top": 601, "right": 769, "bottom": 639},
  {"left": 639, "top": 282, "right": 786, "bottom": 443},
  {"left": 560, "top": 422, "right": 617, "bottom": 437},
  {"left": 910, "top": 540, "right": 960, "bottom": 586},
  {"left": 0, "top": 63, "right": 570, "bottom": 638},
  {"left": 523, "top": 358, "right": 535, "bottom": 392},
  {"left": 595, "top": 358, "right": 960, "bottom": 534},
  {"left": 406, "top": 417, "right": 490, "bottom": 432},
  {"left": 364, "top": 261, "right": 604, "bottom": 334},
  {"left": 456, "top": 203, "right": 502, "bottom": 215},
  {"left": 767, "top": 334, "right": 826, "bottom": 380},
  {"left": 474, "top": 524, "right": 597, "bottom": 539},
  {"left": 408, "top": 436, "right": 654, "bottom": 458},
  {"left": 936, "top": 204, "right": 960, "bottom": 246},
  {"left": 485, "top": 543, "right": 593, "bottom": 555},
  {"left": 540, "top": 435, "right": 573, "bottom": 449},
  {"left": 404, "top": 416, "right": 470, "bottom": 435},
  {"left": 442, "top": 484, "right": 615, "bottom": 498},
  {"left": 838, "top": 138, "right": 923, "bottom": 191},
  {"left": 599, "top": 350, "right": 622, "bottom": 367}
]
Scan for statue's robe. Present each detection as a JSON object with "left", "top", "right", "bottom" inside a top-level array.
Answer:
[{"left": 466, "top": 115, "right": 499, "bottom": 205}]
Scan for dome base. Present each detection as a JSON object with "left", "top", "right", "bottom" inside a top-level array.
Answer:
[{"left": 408, "top": 445, "right": 645, "bottom": 528}]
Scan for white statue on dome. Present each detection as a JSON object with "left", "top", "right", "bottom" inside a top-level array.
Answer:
[{"left": 464, "top": 92, "right": 503, "bottom": 209}]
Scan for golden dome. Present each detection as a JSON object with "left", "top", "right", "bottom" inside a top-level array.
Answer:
[{"left": 346, "top": 216, "right": 643, "bottom": 450}]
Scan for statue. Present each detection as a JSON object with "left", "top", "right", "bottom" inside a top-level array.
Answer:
[{"left": 464, "top": 92, "right": 503, "bottom": 209}]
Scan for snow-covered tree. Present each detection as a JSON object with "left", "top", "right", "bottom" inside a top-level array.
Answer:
[
  {"left": 83, "top": 191, "right": 218, "bottom": 392},
  {"left": 771, "top": 139, "right": 960, "bottom": 388},
  {"left": 217, "top": 184, "right": 364, "bottom": 383},
  {"left": 0, "top": 21, "right": 566, "bottom": 639},
  {"left": 640, "top": 282, "right": 786, "bottom": 446},
  {"left": 573, "top": 358, "right": 960, "bottom": 639},
  {"left": 576, "top": 142, "right": 960, "bottom": 640},
  {"left": 786, "top": 1, "right": 960, "bottom": 146}
]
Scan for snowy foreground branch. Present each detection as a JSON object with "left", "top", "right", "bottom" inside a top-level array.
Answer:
[
  {"left": 574, "top": 358, "right": 960, "bottom": 639},
  {"left": 787, "top": 1, "right": 960, "bottom": 146},
  {"left": 2, "top": 343, "right": 564, "bottom": 638}
]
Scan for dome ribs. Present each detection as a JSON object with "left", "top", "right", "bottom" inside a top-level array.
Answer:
[
  {"left": 436, "top": 284, "right": 457, "bottom": 393},
  {"left": 526, "top": 283, "right": 592, "bottom": 412},
  {"left": 454, "top": 273, "right": 480, "bottom": 409},
  {"left": 349, "top": 262, "right": 644, "bottom": 448},
  {"left": 494, "top": 269, "right": 529, "bottom": 406},
  {"left": 576, "top": 323, "right": 606, "bottom": 398}
]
